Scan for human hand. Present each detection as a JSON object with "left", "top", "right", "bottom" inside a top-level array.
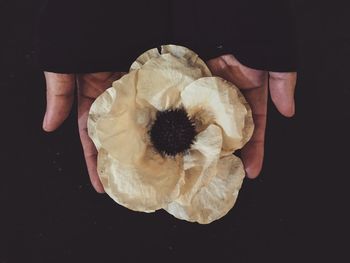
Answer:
[
  {"left": 42, "top": 71, "right": 125, "bottom": 192},
  {"left": 207, "top": 54, "right": 297, "bottom": 178}
]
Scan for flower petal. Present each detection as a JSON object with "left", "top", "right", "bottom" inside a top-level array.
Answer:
[
  {"left": 130, "top": 45, "right": 212, "bottom": 77},
  {"left": 88, "top": 87, "right": 117, "bottom": 150},
  {"left": 97, "top": 114, "right": 148, "bottom": 165},
  {"left": 94, "top": 70, "right": 156, "bottom": 165},
  {"left": 129, "top": 45, "right": 212, "bottom": 111},
  {"left": 134, "top": 51, "right": 212, "bottom": 111},
  {"left": 164, "top": 154, "right": 245, "bottom": 224},
  {"left": 181, "top": 77, "right": 254, "bottom": 153},
  {"left": 130, "top": 47, "right": 160, "bottom": 71},
  {"left": 177, "top": 124, "right": 223, "bottom": 205},
  {"left": 97, "top": 146, "right": 185, "bottom": 212},
  {"left": 161, "top": 45, "right": 212, "bottom": 77}
]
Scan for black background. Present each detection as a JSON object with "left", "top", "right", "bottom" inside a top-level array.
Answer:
[{"left": 1, "top": 1, "right": 349, "bottom": 262}]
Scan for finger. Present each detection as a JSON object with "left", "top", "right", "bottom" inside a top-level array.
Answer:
[
  {"left": 207, "top": 54, "right": 266, "bottom": 90},
  {"left": 77, "top": 72, "right": 124, "bottom": 193},
  {"left": 43, "top": 72, "right": 75, "bottom": 132},
  {"left": 240, "top": 76, "right": 269, "bottom": 179},
  {"left": 269, "top": 72, "right": 297, "bottom": 117}
]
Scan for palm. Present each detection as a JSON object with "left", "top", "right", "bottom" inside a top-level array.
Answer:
[{"left": 207, "top": 55, "right": 296, "bottom": 178}]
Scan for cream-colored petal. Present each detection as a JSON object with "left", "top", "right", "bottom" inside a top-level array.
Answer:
[
  {"left": 135, "top": 54, "right": 207, "bottom": 111},
  {"left": 88, "top": 87, "right": 117, "bottom": 150},
  {"left": 94, "top": 70, "right": 156, "bottom": 165},
  {"left": 181, "top": 77, "right": 254, "bottom": 153},
  {"left": 96, "top": 114, "right": 148, "bottom": 165},
  {"left": 97, "top": 146, "right": 185, "bottom": 212},
  {"left": 160, "top": 45, "right": 212, "bottom": 77},
  {"left": 130, "top": 45, "right": 212, "bottom": 111},
  {"left": 236, "top": 87, "right": 255, "bottom": 148},
  {"left": 164, "top": 154, "right": 245, "bottom": 224},
  {"left": 130, "top": 47, "right": 160, "bottom": 71},
  {"left": 130, "top": 45, "right": 212, "bottom": 78},
  {"left": 88, "top": 71, "right": 152, "bottom": 151},
  {"left": 176, "top": 124, "right": 223, "bottom": 205}
]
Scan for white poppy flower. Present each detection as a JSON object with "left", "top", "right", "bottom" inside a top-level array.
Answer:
[{"left": 88, "top": 45, "right": 254, "bottom": 224}]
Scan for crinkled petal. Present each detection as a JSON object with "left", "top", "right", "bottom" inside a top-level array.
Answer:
[
  {"left": 94, "top": 70, "right": 156, "bottom": 165},
  {"left": 161, "top": 45, "right": 212, "bottom": 77},
  {"left": 130, "top": 47, "right": 160, "bottom": 71},
  {"left": 97, "top": 147, "right": 185, "bottom": 212},
  {"left": 236, "top": 87, "right": 255, "bottom": 149},
  {"left": 129, "top": 45, "right": 212, "bottom": 111},
  {"left": 181, "top": 77, "right": 254, "bottom": 153},
  {"left": 176, "top": 124, "right": 223, "bottom": 205},
  {"left": 135, "top": 53, "right": 209, "bottom": 111},
  {"left": 130, "top": 45, "right": 212, "bottom": 77},
  {"left": 88, "top": 87, "right": 117, "bottom": 150},
  {"left": 164, "top": 154, "right": 245, "bottom": 224},
  {"left": 96, "top": 114, "right": 148, "bottom": 165}
]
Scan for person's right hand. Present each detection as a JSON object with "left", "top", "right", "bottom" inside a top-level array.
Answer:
[
  {"left": 42, "top": 71, "right": 125, "bottom": 193},
  {"left": 207, "top": 54, "right": 297, "bottom": 179}
]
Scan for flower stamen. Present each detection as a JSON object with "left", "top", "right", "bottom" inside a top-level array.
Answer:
[{"left": 149, "top": 108, "right": 197, "bottom": 157}]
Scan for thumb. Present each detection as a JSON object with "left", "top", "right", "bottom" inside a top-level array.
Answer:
[
  {"left": 269, "top": 72, "right": 297, "bottom": 117},
  {"left": 43, "top": 72, "right": 75, "bottom": 132}
]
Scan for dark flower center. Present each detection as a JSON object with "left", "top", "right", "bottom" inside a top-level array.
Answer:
[{"left": 149, "top": 108, "right": 197, "bottom": 157}]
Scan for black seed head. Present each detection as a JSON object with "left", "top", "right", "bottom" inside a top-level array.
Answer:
[{"left": 149, "top": 108, "right": 197, "bottom": 157}]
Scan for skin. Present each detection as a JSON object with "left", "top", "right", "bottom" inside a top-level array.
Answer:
[{"left": 42, "top": 55, "right": 296, "bottom": 193}]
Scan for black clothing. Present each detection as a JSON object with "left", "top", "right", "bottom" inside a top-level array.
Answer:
[{"left": 37, "top": 0, "right": 297, "bottom": 73}]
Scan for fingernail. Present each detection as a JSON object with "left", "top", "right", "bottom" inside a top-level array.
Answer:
[
  {"left": 244, "top": 164, "right": 261, "bottom": 179},
  {"left": 287, "top": 101, "right": 295, "bottom": 117},
  {"left": 42, "top": 112, "right": 48, "bottom": 131},
  {"left": 95, "top": 186, "right": 105, "bottom": 194},
  {"left": 93, "top": 181, "right": 105, "bottom": 193}
]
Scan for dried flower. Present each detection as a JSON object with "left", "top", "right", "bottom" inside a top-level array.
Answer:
[{"left": 88, "top": 45, "right": 254, "bottom": 224}]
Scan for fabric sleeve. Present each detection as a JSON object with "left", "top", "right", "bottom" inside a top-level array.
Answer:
[
  {"left": 171, "top": 0, "right": 297, "bottom": 72},
  {"left": 229, "top": 0, "right": 298, "bottom": 72},
  {"left": 36, "top": 0, "right": 297, "bottom": 73},
  {"left": 36, "top": 0, "right": 171, "bottom": 73}
]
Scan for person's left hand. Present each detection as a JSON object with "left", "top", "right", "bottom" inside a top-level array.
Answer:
[{"left": 42, "top": 71, "right": 125, "bottom": 193}]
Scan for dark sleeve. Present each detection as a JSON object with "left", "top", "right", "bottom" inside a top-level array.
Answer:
[
  {"left": 36, "top": 0, "right": 296, "bottom": 73},
  {"left": 36, "top": 0, "right": 171, "bottom": 73},
  {"left": 171, "top": 0, "right": 297, "bottom": 72}
]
